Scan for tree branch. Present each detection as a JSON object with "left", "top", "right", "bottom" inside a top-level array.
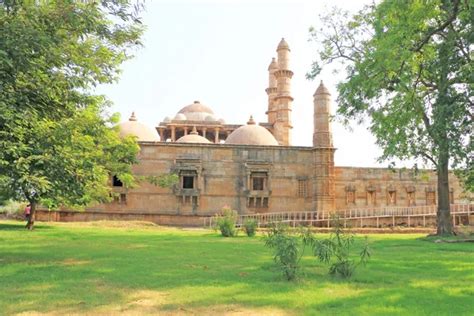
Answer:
[
  {"left": 418, "top": 151, "right": 438, "bottom": 167},
  {"left": 412, "top": 0, "right": 460, "bottom": 52}
]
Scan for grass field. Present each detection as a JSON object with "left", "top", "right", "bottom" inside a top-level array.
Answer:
[{"left": 0, "top": 220, "right": 473, "bottom": 315}]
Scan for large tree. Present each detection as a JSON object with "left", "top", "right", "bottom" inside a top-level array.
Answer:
[
  {"left": 0, "top": 1, "right": 144, "bottom": 229},
  {"left": 308, "top": 0, "right": 472, "bottom": 235}
]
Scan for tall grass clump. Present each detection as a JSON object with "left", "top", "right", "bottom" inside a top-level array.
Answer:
[
  {"left": 216, "top": 207, "right": 238, "bottom": 237},
  {"left": 243, "top": 218, "right": 257, "bottom": 237},
  {"left": 311, "top": 217, "right": 371, "bottom": 278}
]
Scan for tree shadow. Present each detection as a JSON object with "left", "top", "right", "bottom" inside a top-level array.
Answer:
[
  {"left": 0, "top": 222, "right": 53, "bottom": 231},
  {"left": 1, "top": 227, "right": 473, "bottom": 314}
]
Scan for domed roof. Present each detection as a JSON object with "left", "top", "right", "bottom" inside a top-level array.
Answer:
[
  {"left": 176, "top": 126, "right": 211, "bottom": 144},
  {"left": 277, "top": 38, "right": 290, "bottom": 51},
  {"left": 314, "top": 80, "right": 331, "bottom": 96},
  {"left": 205, "top": 114, "right": 217, "bottom": 121},
  {"left": 174, "top": 113, "right": 187, "bottom": 121},
  {"left": 177, "top": 101, "right": 215, "bottom": 121},
  {"left": 119, "top": 112, "right": 160, "bottom": 142},
  {"left": 268, "top": 57, "right": 278, "bottom": 70},
  {"left": 225, "top": 116, "right": 278, "bottom": 146}
]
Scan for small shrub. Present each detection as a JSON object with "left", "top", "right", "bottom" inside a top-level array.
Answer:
[
  {"left": 0, "top": 200, "right": 25, "bottom": 219},
  {"left": 243, "top": 218, "right": 257, "bottom": 237},
  {"left": 216, "top": 207, "right": 238, "bottom": 237},
  {"left": 312, "top": 216, "right": 371, "bottom": 278},
  {"left": 265, "top": 223, "right": 307, "bottom": 281}
]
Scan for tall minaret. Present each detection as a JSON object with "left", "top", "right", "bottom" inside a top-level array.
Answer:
[
  {"left": 272, "top": 38, "right": 293, "bottom": 146},
  {"left": 312, "top": 81, "right": 335, "bottom": 212},
  {"left": 313, "top": 80, "right": 333, "bottom": 147},
  {"left": 265, "top": 57, "right": 278, "bottom": 126}
]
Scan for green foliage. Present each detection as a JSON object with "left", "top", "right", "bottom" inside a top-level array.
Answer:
[
  {"left": 264, "top": 223, "right": 307, "bottom": 281},
  {"left": 0, "top": 1, "right": 144, "bottom": 228},
  {"left": 216, "top": 207, "right": 238, "bottom": 237},
  {"left": 1, "top": 221, "right": 473, "bottom": 315},
  {"left": 242, "top": 218, "right": 257, "bottom": 237},
  {"left": 145, "top": 174, "right": 180, "bottom": 188},
  {"left": 0, "top": 200, "right": 25, "bottom": 219},
  {"left": 308, "top": 0, "right": 472, "bottom": 234},
  {"left": 312, "top": 218, "right": 371, "bottom": 278}
]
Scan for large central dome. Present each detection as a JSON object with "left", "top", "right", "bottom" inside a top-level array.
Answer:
[
  {"left": 225, "top": 116, "right": 278, "bottom": 146},
  {"left": 176, "top": 101, "right": 216, "bottom": 121}
]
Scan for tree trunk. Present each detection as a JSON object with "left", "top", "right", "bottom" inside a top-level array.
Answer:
[
  {"left": 26, "top": 201, "right": 36, "bottom": 230},
  {"left": 434, "top": 12, "right": 455, "bottom": 236},
  {"left": 436, "top": 153, "right": 452, "bottom": 235}
]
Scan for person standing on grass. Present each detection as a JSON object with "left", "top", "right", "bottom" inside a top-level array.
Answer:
[{"left": 24, "top": 204, "right": 31, "bottom": 228}]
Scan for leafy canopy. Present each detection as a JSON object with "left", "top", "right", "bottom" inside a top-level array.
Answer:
[
  {"left": 0, "top": 1, "right": 144, "bottom": 210},
  {"left": 308, "top": 0, "right": 472, "bottom": 186}
]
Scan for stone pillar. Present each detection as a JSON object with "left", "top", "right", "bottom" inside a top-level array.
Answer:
[
  {"left": 157, "top": 128, "right": 164, "bottom": 141},
  {"left": 184, "top": 127, "right": 188, "bottom": 136},
  {"left": 171, "top": 126, "right": 176, "bottom": 142},
  {"left": 214, "top": 127, "right": 220, "bottom": 143},
  {"left": 202, "top": 127, "right": 207, "bottom": 139}
]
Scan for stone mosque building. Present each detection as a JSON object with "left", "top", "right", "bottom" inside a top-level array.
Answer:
[{"left": 38, "top": 39, "right": 466, "bottom": 225}]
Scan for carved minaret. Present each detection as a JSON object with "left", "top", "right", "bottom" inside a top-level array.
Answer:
[
  {"left": 312, "top": 81, "right": 335, "bottom": 212},
  {"left": 272, "top": 38, "right": 293, "bottom": 146},
  {"left": 265, "top": 57, "right": 278, "bottom": 126},
  {"left": 313, "top": 80, "right": 333, "bottom": 147}
]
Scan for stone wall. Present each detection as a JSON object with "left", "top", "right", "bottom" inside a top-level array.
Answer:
[
  {"left": 35, "top": 210, "right": 208, "bottom": 227},
  {"left": 91, "top": 142, "right": 318, "bottom": 216},
  {"left": 334, "top": 166, "right": 467, "bottom": 210}
]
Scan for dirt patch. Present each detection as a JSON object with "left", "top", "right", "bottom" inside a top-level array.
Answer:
[{"left": 60, "top": 258, "right": 92, "bottom": 266}]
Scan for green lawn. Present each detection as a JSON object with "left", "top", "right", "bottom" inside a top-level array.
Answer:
[{"left": 0, "top": 220, "right": 473, "bottom": 315}]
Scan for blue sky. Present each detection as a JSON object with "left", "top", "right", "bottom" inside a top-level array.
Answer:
[{"left": 96, "top": 0, "right": 403, "bottom": 168}]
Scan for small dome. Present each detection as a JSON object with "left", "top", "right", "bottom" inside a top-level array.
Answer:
[
  {"left": 277, "top": 38, "right": 290, "bottom": 51},
  {"left": 225, "top": 116, "right": 278, "bottom": 146},
  {"left": 177, "top": 100, "right": 215, "bottom": 121},
  {"left": 176, "top": 126, "right": 211, "bottom": 144},
  {"left": 119, "top": 112, "right": 160, "bottom": 142},
  {"left": 174, "top": 113, "right": 187, "bottom": 121},
  {"left": 268, "top": 57, "right": 278, "bottom": 70},
  {"left": 205, "top": 115, "right": 217, "bottom": 122},
  {"left": 163, "top": 116, "right": 171, "bottom": 123},
  {"left": 314, "top": 80, "right": 331, "bottom": 96},
  {"left": 219, "top": 118, "right": 226, "bottom": 124}
]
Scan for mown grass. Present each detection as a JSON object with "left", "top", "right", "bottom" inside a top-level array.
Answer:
[{"left": 0, "top": 220, "right": 473, "bottom": 315}]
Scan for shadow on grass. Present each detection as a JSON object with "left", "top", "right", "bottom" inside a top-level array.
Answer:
[
  {"left": 0, "top": 222, "right": 54, "bottom": 231},
  {"left": 1, "top": 225, "right": 473, "bottom": 315}
]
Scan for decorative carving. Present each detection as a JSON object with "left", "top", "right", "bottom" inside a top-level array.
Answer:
[
  {"left": 406, "top": 186, "right": 416, "bottom": 206},
  {"left": 387, "top": 184, "right": 396, "bottom": 192},
  {"left": 366, "top": 184, "right": 377, "bottom": 192},
  {"left": 386, "top": 184, "right": 397, "bottom": 205},
  {"left": 345, "top": 185, "right": 356, "bottom": 192},
  {"left": 406, "top": 185, "right": 416, "bottom": 193}
]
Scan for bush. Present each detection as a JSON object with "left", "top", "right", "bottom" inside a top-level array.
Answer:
[
  {"left": 312, "top": 217, "right": 371, "bottom": 278},
  {"left": 216, "top": 207, "right": 238, "bottom": 237},
  {"left": 265, "top": 223, "right": 306, "bottom": 281},
  {"left": 243, "top": 218, "right": 257, "bottom": 237},
  {"left": 0, "top": 200, "right": 25, "bottom": 219}
]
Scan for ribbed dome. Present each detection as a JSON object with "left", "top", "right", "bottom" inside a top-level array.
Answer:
[
  {"left": 225, "top": 116, "right": 278, "bottom": 146},
  {"left": 176, "top": 127, "right": 211, "bottom": 144},
  {"left": 119, "top": 112, "right": 160, "bottom": 142},
  {"left": 314, "top": 80, "right": 331, "bottom": 96},
  {"left": 277, "top": 38, "right": 290, "bottom": 51},
  {"left": 268, "top": 57, "right": 278, "bottom": 70},
  {"left": 177, "top": 101, "right": 215, "bottom": 121}
]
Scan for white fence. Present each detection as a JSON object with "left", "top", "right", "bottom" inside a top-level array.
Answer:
[{"left": 204, "top": 204, "right": 473, "bottom": 228}]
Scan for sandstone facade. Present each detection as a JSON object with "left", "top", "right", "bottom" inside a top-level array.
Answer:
[{"left": 39, "top": 39, "right": 468, "bottom": 225}]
